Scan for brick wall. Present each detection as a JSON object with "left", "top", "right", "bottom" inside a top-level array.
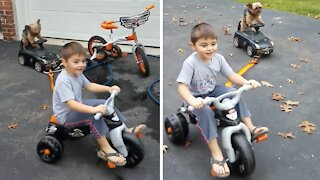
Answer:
[{"left": 0, "top": 0, "right": 16, "bottom": 41}]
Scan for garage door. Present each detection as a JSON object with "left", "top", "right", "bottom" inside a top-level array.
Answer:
[{"left": 14, "top": 0, "right": 160, "bottom": 47}]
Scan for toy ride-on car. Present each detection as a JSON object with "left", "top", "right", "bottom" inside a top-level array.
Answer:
[
  {"left": 165, "top": 85, "right": 268, "bottom": 177},
  {"left": 18, "top": 38, "right": 61, "bottom": 73},
  {"left": 233, "top": 22, "right": 274, "bottom": 57},
  {"left": 36, "top": 91, "right": 144, "bottom": 167}
]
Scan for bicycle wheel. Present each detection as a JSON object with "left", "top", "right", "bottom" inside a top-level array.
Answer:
[
  {"left": 134, "top": 46, "right": 150, "bottom": 77},
  {"left": 110, "top": 44, "right": 122, "bottom": 59},
  {"left": 88, "top": 36, "right": 107, "bottom": 60}
]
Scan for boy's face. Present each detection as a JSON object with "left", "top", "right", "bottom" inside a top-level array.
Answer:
[
  {"left": 62, "top": 54, "right": 87, "bottom": 76},
  {"left": 190, "top": 38, "right": 217, "bottom": 61}
]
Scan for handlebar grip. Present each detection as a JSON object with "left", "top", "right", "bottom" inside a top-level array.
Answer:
[
  {"left": 188, "top": 106, "right": 194, "bottom": 111},
  {"left": 94, "top": 113, "right": 102, "bottom": 120},
  {"left": 146, "top": 4, "right": 154, "bottom": 11}
]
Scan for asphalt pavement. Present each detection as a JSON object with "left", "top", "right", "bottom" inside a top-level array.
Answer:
[
  {"left": 0, "top": 41, "right": 160, "bottom": 180},
  {"left": 163, "top": 0, "right": 320, "bottom": 180}
]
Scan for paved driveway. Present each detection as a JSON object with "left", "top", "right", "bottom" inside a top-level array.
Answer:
[
  {"left": 0, "top": 41, "right": 159, "bottom": 180},
  {"left": 163, "top": 0, "right": 320, "bottom": 180}
]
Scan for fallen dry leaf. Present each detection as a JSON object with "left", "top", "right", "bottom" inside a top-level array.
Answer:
[
  {"left": 285, "top": 100, "right": 299, "bottom": 106},
  {"left": 272, "top": 93, "right": 285, "bottom": 101},
  {"left": 228, "top": 53, "right": 233, "bottom": 57},
  {"left": 287, "top": 79, "right": 294, "bottom": 84},
  {"left": 278, "top": 132, "right": 295, "bottom": 139},
  {"left": 290, "top": 64, "right": 300, "bottom": 69},
  {"left": 163, "top": 145, "right": 168, "bottom": 153},
  {"left": 177, "top": 48, "right": 184, "bottom": 54},
  {"left": 179, "top": 17, "right": 185, "bottom": 22},
  {"left": 40, "top": 104, "right": 49, "bottom": 110},
  {"left": 183, "top": 10, "right": 188, "bottom": 13},
  {"left": 184, "top": 139, "right": 192, "bottom": 148},
  {"left": 261, "top": 81, "right": 274, "bottom": 88},
  {"left": 221, "top": 25, "right": 232, "bottom": 35},
  {"left": 164, "top": 13, "right": 169, "bottom": 16},
  {"left": 8, "top": 122, "right": 18, "bottom": 129},
  {"left": 172, "top": 17, "right": 177, "bottom": 22},
  {"left": 280, "top": 103, "right": 292, "bottom": 112},
  {"left": 288, "top": 36, "right": 303, "bottom": 42},
  {"left": 299, "top": 58, "right": 309, "bottom": 63},
  {"left": 298, "top": 92, "right": 304, "bottom": 95},
  {"left": 299, "top": 120, "right": 316, "bottom": 134}
]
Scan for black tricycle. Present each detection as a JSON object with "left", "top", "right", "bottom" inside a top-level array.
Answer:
[
  {"left": 165, "top": 84, "right": 268, "bottom": 177},
  {"left": 36, "top": 91, "right": 144, "bottom": 168}
]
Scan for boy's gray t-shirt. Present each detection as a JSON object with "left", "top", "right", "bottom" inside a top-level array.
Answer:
[
  {"left": 53, "top": 69, "right": 90, "bottom": 124},
  {"left": 176, "top": 52, "right": 234, "bottom": 96}
]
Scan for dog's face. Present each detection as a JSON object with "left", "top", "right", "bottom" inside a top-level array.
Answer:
[
  {"left": 247, "top": 2, "right": 263, "bottom": 15},
  {"left": 26, "top": 19, "right": 41, "bottom": 35}
]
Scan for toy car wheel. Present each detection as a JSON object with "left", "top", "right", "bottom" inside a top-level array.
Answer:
[
  {"left": 121, "top": 131, "right": 145, "bottom": 167},
  {"left": 18, "top": 55, "right": 27, "bottom": 66},
  {"left": 231, "top": 133, "right": 256, "bottom": 177},
  {"left": 134, "top": 46, "right": 150, "bottom": 77},
  {"left": 164, "top": 113, "right": 189, "bottom": 144},
  {"left": 34, "top": 61, "right": 44, "bottom": 72},
  {"left": 110, "top": 45, "right": 122, "bottom": 59},
  {"left": 233, "top": 36, "right": 240, "bottom": 48},
  {"left": 88, "top": 36, "right": 107, "bottom": 60},
  {"left": 246, "top": 45, "right": 256, "bottom": 57},
  {"left": 37, "top": 135, "right": 63, "bottom": 163}
]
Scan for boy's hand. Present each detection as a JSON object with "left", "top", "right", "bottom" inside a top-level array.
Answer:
[
  {"left": 109, "top": 85, "right": 121, "bottom": 93},
  {"left": 245, "top": 79, "right": 261, "bottom": 89},
  {"left": 94, "top": 104, "right": 107, "bottom": 114},
  {"left": 190, "top": 97, "right": 204, "bottom": 109}
]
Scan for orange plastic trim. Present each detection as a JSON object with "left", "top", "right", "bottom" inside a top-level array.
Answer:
[
  {"left": 127, "top": 33, "right": 137, "bottom": 41},
  {"left": 166, "top": 127, "right": 172, "bottom": 134},
  {"left": 43, "top": 149, "right": 51, "bottom": 155},
  {"left": 107, "top": 161, "right": 117, "bottom": 168},
  {"left": 105, "top": 43, "right": 113, "bottom": 51},
  {"left": 136, "top": 133, "right": 142, "bottom": 139},
  {"left": 146, "top": 4, "right": 155, "bottom": 11},
  {"left": 101, "top": 21, "right": 118, "bottom": 30},
  {"left": 49, "top": 115, "right": 60, "bottom": 124},
  {"left": 49, "top": 69, "right": 54, "bottom": 92},
  {"left": 255, "top": 133, "right": 268, "bottom": 143}
]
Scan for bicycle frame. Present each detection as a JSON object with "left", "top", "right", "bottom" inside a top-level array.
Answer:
[{"left": 90, "top": 5, "right": 153, "bottom": 60}]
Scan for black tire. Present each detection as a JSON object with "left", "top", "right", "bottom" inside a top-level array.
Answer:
[
  {"left": 246, "top": 45, "right": 256, "bottom": 57},
  {"left": 122, "top": 132, "right": 144, "bottom": 167},
  {"left": 231, "top": 133, "right": 256, "bottom": 177},
  {"left": 34, "top": 61, "right": 44, "bottom": 72},
  {"left": 37, "top": 135, "right": 63, "bottom": 163},
  {"left": 88, "top": 36, "right": 107, "bottom": 60},
  {"left": 233, "top": 36, "right": 240, "bottom": 48},
  {"left": 18, "top": 55, "right": 27, "bottom": 66},
  {"left": 164, "top": 113, "right": 189, "bottom": 144},
  {"left": 134, "top": 46, "right": 150, "bottom": 77},
  {"left": 110, "top": 44, "right": 122, "bottom": 59}
]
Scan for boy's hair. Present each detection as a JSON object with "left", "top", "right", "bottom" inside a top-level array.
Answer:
[
  {"left": 60, "top": 42, "right": 86, "bottom": 60},
  {"left": 191, "top": 23, "right": 217, "bottom": 44}
]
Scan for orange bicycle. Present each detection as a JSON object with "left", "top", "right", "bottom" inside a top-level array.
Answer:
[{"left": 88, "top": 4, "right": 155, "bottom": 77}]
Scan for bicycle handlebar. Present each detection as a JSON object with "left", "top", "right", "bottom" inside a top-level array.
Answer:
[{"left": 94, "top": 90, "right": 119, "bottom": 120}]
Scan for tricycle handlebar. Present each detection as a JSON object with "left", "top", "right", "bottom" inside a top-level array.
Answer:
[
  {"left": 94, "top": 90, "right": 119, "bottom": 120},
  {"left": 188, "top": 84, "right": 253, "bottom": 111}
]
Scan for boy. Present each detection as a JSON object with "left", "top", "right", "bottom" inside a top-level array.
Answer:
[
  {"left": 53, "top": 42, "right": 145, "bottom": 166},
  {"left": 176, "top": 23, "right": 268, "bottom": 177}
]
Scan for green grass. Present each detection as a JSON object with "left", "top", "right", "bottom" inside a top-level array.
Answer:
[{"left": 235, "top": 0, "right": 320, "bottom": 18}]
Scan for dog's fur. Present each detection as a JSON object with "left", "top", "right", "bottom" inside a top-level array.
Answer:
[
  {"left": 21, "top": 19, "right": 43, "bottom": 48},
  {"left": 240, "top": 2, "right": 264, "bottom": 32}
]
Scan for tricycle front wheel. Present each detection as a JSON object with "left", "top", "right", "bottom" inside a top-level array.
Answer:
[{"left": 134, "top": 46, "right": 150, "bottom": 77}]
